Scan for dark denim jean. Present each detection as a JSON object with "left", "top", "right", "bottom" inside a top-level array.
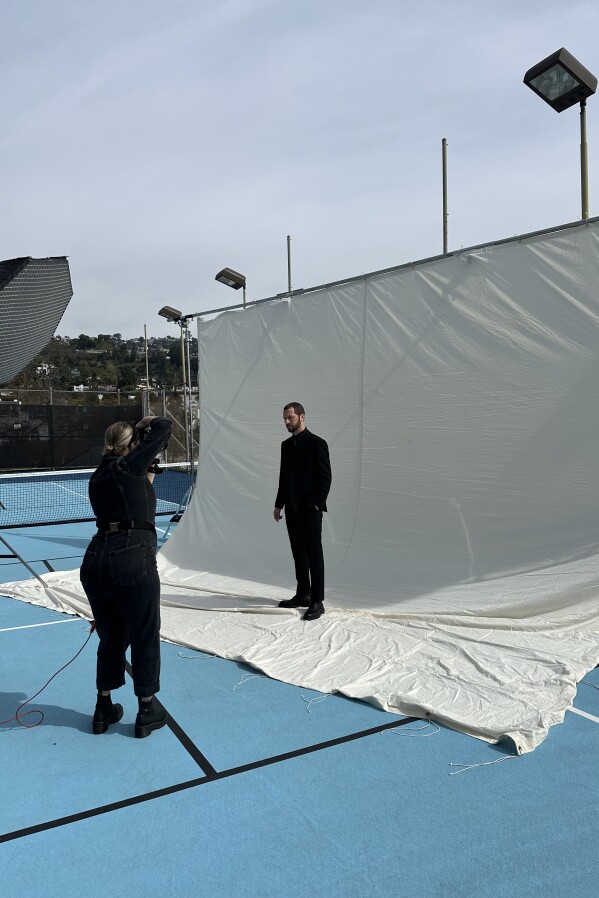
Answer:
[{"left": 80, "top": 530, "right": 161, "bottom": 698}]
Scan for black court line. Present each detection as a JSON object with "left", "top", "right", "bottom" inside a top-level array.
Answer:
[
  {"left": 1, "top": 555, "right": 82, "bottom": 568},
  {"left": 160, "top": 701, "right": 218, "bottom": 776},
  {"left": 124, "top": 660, "right": 218, "bottom": 776},
  {"left": 0, "top": 557, "right": 57, "bottom": 566},
  {"left": 0, "top": 558, "right": 56, "bottom": 569},
  {"left": 0, "top": 715, "right": 418, "bottom": 844}
]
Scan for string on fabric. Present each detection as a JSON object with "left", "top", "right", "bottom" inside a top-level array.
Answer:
[
  {"left": 177, "top": 650, "right": 217, "bottom": 660},
  {"left": 581, "top": 679, "right": 599, "bottom": 691},
  {"left": 232, "top": 673, "right": 265, "bottom": 691},
  {"left": 383, "top": 721, "right": 440, "bottom": 737},
  {"left": 0, "top": 625, "right": 94, "bottom": 729},
  {"left": 448, "top": 755, "right": 516, "bottom": 776},
  {"left": 300, "top": 693, "right": 330, "bottom": 713}
]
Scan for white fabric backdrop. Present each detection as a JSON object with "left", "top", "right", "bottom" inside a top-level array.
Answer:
[{"left": 4, "top": 220, "right": 599, "bottom": 752}]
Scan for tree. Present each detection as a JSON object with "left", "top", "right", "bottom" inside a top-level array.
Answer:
[
  {"left": 118, "top": 364, "right": 140, "bottom": 389},
  {"left": 76, "top": 334, "right": 96, "bottom": 350}
]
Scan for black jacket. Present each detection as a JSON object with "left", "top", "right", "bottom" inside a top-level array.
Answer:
[
  {"left": 89, "top": 417, "right": 172, "bottom": 526},
  {"left": 275, "top": 428, "right": 332, "bottom": 514}
]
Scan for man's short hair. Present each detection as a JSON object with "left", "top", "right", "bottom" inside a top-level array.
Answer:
[{"left": 284, "top": 402, "right": 305, "bottom": 417}]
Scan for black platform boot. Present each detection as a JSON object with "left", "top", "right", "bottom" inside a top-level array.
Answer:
[
  {"left": 93, "top": 693, "right": 124, "bottom": 735},
  {"left": 135, "top": 697, "right": 168, "bottom": 738}
]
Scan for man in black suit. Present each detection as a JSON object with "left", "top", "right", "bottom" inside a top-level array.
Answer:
[{"left": 274, "top": 402, "right": 332, "bottom": 621}]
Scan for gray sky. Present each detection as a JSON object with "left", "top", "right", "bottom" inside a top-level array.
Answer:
[{"left": 3, "top": 0, "right": 599, "bottom": 338}]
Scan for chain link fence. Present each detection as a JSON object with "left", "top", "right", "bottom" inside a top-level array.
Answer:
[{"left": 0, "top": 387, "right": 198, "bottom": 471}]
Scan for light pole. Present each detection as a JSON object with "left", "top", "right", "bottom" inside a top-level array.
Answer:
[
  {"left": 158, "top": 305, "right": 194, "bottom": 469},
  {"left": 442, "top": 138, "right": 448, "bottom": 254},
  {"left": 215, "top": 267, "right": 247, "bottom": 306},
  {"left": 143, "top": 324, "right": 150, "bottom": 415},
  {"left": 524, "top": 48, "right": 597, "bottom": 220}
]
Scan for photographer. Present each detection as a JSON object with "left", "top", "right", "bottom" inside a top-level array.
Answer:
[{"left": 80, "top": 414, "right": 172, "bottom": 738}]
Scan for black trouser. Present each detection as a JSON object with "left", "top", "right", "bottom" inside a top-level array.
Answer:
[
  {"left": 285, "top": 507, "right": 325, "bottom": 604},
  {"left": 80, "top": 530, "right": 161, "bottom": 698}
]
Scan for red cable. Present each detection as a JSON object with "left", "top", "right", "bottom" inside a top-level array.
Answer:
[{"left": 1, "top": 624, "right": 95, "bottom": 729}]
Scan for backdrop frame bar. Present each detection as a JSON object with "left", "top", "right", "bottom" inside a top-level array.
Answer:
[{"left": 185, "top": 216, "right": 599, "bottom": 321}]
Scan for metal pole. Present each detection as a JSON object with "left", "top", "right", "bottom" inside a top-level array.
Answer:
[
  {"left": 287, "top": 234, "right": 292, "bottom": 293},
  {"left": 180, "top": 322, "right": 190, "bottom": 467},
  {"left": 243, "top": 284, "right": 246, "bottom": 307},
  {"left": 47, "top": 399, "right": 55, "bottom": 470},
  {"left": 185, "top": 325, "right": 194, "bottom": 465},
  {"left": 442, "top": 138, "right": 448, "bottom": 253},
  {"left": 195, "top": 319, "right": 200, "bottom": 481},
  {"left": 0, "top": 532, "right": 65, "bottom": 605},
  {"left": 160, "top": 388, "right": 167, "bottom": 464},
  {"left": 144, "top": 324, "right": 150, "bottom": 393},
  {"left": 580, "top": 99, "right": 589, "bottom": 220}
]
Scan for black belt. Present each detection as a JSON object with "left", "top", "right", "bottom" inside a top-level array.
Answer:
[{"left": 96, "top": 520, "right": 156, "bottom": 534}]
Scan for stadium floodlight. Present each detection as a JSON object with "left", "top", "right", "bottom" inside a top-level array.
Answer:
[
  {"left": 158, "top": 305, "right": 184, "bottom": 323},
  {"left": 215, "top": 267, "right": 247, "bottom": 306},
  {"left": 524, "top": 48, "right": 597, "bottom": 113},
  {"left": 524, "top": 48, "right": 597, "bottom": 219}
]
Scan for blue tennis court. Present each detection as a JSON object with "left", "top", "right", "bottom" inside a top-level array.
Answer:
[
  {"left": 0, "top": 465, "right": 193, "bottom": 528},
  {"left": 1, "top": 518, "right": 598, "bottom": 898}
]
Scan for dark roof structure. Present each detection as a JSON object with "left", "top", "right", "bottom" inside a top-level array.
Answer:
[{"left": 0, "top": 256, "right": 73, "bottom": 385}]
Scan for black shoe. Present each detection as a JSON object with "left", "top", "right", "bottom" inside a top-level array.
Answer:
[
  {"left": 92, "top": 701, "right": 124, "bottom": 735},
  {"left": 278, "top": 594, "right": 311, "bottom": 608},
  {"left": 135, "top": 701, "right": 169, "bottom": 739},
  {"left": 302, "top": 602, "right": 324, "bottom": 621}
]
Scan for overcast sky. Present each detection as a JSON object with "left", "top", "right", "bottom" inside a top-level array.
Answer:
[{"left": 2, "top": 0, "right": 599, "bottom": 338}]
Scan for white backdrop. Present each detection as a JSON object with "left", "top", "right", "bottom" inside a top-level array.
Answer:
[
  {"left": 4, "top": 219, "right": 599, "bottom": 752},
  {"left": 163, "top": 220, "right": 599, "bottom": 614}
]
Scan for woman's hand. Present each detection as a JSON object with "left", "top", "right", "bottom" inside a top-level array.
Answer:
[{"left": 135, "top": 415, "right": 156, "bottom": 429}]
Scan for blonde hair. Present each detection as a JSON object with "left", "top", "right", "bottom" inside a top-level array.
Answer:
[{"left": 104, "top": 422, "right": 136, "bottom": 456}]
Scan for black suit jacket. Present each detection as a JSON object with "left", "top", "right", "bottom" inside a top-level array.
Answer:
[{"left": 275, "top": 428, "right": 332, "bottom": 514}]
